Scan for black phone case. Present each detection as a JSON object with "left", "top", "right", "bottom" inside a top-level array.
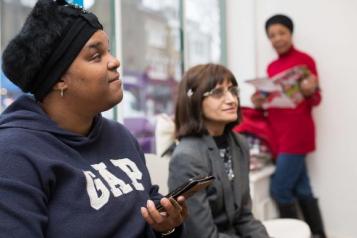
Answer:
[{"left": 155, "top": 175, "right": 215, "bottom": 212}]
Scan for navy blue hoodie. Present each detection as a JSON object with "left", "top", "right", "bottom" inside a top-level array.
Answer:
[{"left": 0, "top": 95, "right": 177, "bottom": 238}]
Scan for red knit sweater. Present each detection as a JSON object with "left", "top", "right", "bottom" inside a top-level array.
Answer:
[{"left": 267, "top": 46, "right": 321, "bottom": 154}]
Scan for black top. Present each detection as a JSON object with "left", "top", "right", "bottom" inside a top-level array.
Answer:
[{"left": 213, "top": 134, "right": 235, "bottom": 181}]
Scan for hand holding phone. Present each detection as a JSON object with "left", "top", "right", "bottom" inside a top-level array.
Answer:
[{"left": 156, "top": 175, "right": 215, "bottom": 212}]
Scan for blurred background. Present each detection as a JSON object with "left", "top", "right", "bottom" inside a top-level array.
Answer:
[{"left": 1, "top": 0, "right": 356, "bottom": 237}]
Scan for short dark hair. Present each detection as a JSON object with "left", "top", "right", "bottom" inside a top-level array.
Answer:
[
  {"left": 175, "top": 63, "right": 241, "bottom": 139},
  {"left": 265, "top": 14, "right": 294, "bottom": 34}
]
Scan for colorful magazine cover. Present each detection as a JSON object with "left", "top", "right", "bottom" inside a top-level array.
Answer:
[{"left": 246, "top": 65, "right": 310, "bottom": 108}]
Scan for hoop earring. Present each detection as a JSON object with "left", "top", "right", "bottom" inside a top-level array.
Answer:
[{"left": 60, "top": 88, "right": 64, "bottom": 97}]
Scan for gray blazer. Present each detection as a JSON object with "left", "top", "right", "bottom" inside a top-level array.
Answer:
[{"left": 168, "top": 132, "right": 268, "bottom": 238}]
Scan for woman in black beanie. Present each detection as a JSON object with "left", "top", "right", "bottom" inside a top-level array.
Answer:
[
  {"left": 0, "top": 1, "right": 186, "bottom": 237},
  {"left": 252, "top": 14, "right": 327, "bottom": 238}
]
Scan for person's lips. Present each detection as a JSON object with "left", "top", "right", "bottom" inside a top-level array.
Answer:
[
  {"left": 109, "top": 73, "right": 120, "bottom": 83},
  {"left": 223, "top": 107, "right": 237, "bottom": 113}
]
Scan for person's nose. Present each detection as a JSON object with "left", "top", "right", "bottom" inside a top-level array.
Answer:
[
  {"left": 224, "top": 90, "right": 237, "bottom": 103},
  {"left": 108, "top": 55, "right": 120, "bottom": 70},
  {"left": 274, "top": 33, "right": 284, "bottom": 43}
]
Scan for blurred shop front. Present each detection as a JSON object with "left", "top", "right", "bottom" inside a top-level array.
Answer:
[
  {"left": 0, "top": 0, "right": 226, "bottom": 153},
  {"left": 120, "top": 0, "right": 225, "bottom": 153}
]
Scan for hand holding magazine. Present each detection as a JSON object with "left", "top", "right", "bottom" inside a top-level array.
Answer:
[{"left": 246, "top": 66, "right": 312, "bottom": 108}]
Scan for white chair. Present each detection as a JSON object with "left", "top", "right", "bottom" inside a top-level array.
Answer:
[
  {"left": 262, "top": 218, "right": 311, "bottom": 238},
  {"left": 145, "top": 153, "right": 170, "bottom": 194},
  {"left": 155, "top": 113, "right": 175, "bottom": 158}
]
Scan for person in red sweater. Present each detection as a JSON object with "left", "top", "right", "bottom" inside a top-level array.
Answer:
[{"left": 251, "top": 14, "right": 327, "bottom": 238}]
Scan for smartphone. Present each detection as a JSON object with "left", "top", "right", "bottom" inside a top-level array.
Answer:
[{"left": 155, "top": 175, "right": 215, "bottom": 212}]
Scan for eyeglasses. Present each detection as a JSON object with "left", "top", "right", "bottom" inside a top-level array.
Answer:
[{"left": 203, "top": 86, "right": 240, "bottom": 99}]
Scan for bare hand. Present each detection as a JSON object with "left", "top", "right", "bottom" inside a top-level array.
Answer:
[
  {"left": 300, "top": 74, "right": 318, "bottom": 97},
  {"left": 251, "top": 91, "right": 267, "bottom": 109},
  {"left": 141, "top": 196, "right": 187, "bottom": 233}
]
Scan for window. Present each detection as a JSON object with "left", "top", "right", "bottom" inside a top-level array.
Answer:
[
  {"left": 120, "top": 0, "right": 226, "bottom": 153},
  {"left": 0, "top": 0, "right": 32, "bottom": 111},
  {"left": 120, "top": 0, "right": 181, "bottom": 153},
  {"left": 185, "top": 0, "right": 224, "bottom": 68}
]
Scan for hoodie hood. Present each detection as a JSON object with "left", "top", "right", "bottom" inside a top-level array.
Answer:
[{"left": 0, "top": 95, "right": 102, "bottom": 147}]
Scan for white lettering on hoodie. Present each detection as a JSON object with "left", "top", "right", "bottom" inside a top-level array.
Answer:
[{"left": 83, "top": 158, "right": 144, "bottom": 210}]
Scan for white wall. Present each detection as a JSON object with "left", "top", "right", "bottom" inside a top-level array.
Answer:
[
  {"left": 226, "top": 0, "right": 256, "bottom": 107},
  {"left": 227, "top": 0, "right": 357, "bottom": 237}
]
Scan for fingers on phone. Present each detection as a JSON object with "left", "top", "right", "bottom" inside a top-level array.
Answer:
[
  {"left": 141, "top": 207, "right": 155, "bottom": 225},
  {"left": 176, "top": 195, "right": 186, "bottom": 203},
  {"left": 164, "top": 198, "right": 184, "bottom": 221},
  {"left": 171, "top": 197, "right": 184, "bottom": 209},
  {"left": 175, "top": 196, "right": 188, "bottom": 218},
  {"left": 146, "top": 200, "right": 165, "bottom": 223},
  {"left": 159, "top": 197, "right": 175, "bottom": 214},
  {"left": 143, "top": 197, "right": 185, "bottom": 225}
]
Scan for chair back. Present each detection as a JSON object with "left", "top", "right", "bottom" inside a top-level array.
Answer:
[{"left": 145, "top": 153, "right": 170, "bottom": 194}]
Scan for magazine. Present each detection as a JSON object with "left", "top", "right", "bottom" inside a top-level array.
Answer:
[{"left": 246, "top": 66, "right": 311, "bottom": 108}]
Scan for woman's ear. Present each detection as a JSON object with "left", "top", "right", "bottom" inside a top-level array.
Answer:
[
  {"left": 53, "top": 80, "right": 68, "bottom": 91},
  {"left": 52, "top": 80, "right": 69, "bottom": 97}
]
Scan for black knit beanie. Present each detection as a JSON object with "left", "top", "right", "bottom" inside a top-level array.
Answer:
[
  {"left": 265, "top": 14, "right": 294, "bottom": 34},
  {"left": 1, "top": 0, "right": 103, "bottom": 101}
]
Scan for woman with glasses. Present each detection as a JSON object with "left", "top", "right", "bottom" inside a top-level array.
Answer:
[{"left": 168, "top": 63, "right": 268, "bottom": 238}]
